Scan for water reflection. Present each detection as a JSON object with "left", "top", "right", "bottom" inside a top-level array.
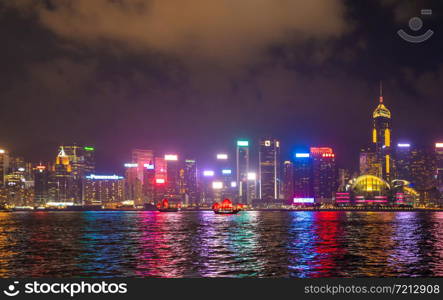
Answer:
[{"left": 0, "top": 211, "right": 442, "bottom": 277}]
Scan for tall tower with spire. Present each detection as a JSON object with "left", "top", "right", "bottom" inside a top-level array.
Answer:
[{"left": 372, "top": 82, "right": 392, "bottom": 181}]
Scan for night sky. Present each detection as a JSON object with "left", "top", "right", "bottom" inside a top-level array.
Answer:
[{"left": 1, "top": 0, "right": 443, "bottom": 173}]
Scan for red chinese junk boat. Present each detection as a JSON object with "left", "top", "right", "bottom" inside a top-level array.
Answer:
[
  {"left": 212, "top": 199, "right": 243, "bottom": 214},
  {"left": 156, "top": 198, "right": 180, "bottom": 212}
]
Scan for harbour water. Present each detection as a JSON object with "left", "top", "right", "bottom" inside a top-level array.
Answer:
[{"left": 0, "top": 211, "right": 442, "bottom": 278}]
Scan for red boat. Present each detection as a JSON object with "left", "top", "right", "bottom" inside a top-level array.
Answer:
[
  {"left": 156, "top": 198, "right": 180, "bottom": 212},
  {"left": 212, "top": 199, "right": 243, "bottom": 214}
]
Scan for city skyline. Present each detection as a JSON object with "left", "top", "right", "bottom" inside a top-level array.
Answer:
[{"left": 1, "top": 91, "right": 442, "bottom": 175}]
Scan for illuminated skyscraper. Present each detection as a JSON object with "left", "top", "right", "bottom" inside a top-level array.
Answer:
[
  {"left": 293, "top": 152, "right": 313, "bottom": 199},
  {"left": 142, "top": 163, "right": 156, "bottom": 204},
  {"left": 54, "top": 147, "right": 75, "bottom": 203},
  {"left": 359, "top": 145, "right": 381, "bottom": 177},
  {"left": 372, "top": 84, "right": 392, "bottom": 181},
  {"left": 0, "top": 148, "right": 9, "bottom": 187},
  {"left": 410, "top": 145, "right": 437, "bottom": 205},
  {"left": 124, "top": 163, "right": 142, "bottom": 204},
  {"left": 132, "top": 149, "right": 154, "bottom": 184},
  {"left": 201, "top": 169, "right": 215, "bottom": 205},
  {"left": 184, "top": 159, "right": 198, "bottom": 205},
  {"left": 395, "top": 143, "right": 412, "bottom": 181},
  {"left": 84, "top": 174, "right": 125, "bottom": 206},
  {"left": 247, "top": 171, "right": 258, "bottom": 200},
  {"left": 282, "top": 161, "right": 294, "bottom": 204},
  {"left": 436, "top": 143, "right": 443, "bottom": 195},
  {"left": 59, "top": 145, "right": 96, "bottom": 204},
  {"left": 259, "top": 138, "right": 280, "bottom": 204},
  {"left": 34, "top": 164, "right": 49, "bottom": 205},
  {"left": 236, "top": 140, "right": 249, "bottom": 203},
  {"left": 164, "top": 154, "right": 182, "bottom": 200},
  {"left": 310, "top": 147, "right": 337, "bottom": 204}
]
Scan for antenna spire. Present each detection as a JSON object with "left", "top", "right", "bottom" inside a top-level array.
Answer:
[{"left": 379, "top": 81, "right": 383, "bottom": 103}]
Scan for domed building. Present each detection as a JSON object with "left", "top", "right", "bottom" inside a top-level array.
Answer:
[
  {"left": 335, "top": 175, "right": 419, "bottom": 207},
  {"left": 350, "top": 175, "right": 390, "bottom": 205}
]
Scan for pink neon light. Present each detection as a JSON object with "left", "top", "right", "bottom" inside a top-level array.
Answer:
[{"left": 355, "top": 200, "right": 388, "bottom": 203}]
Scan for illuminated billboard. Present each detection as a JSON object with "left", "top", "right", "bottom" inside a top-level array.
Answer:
[
  {"left": 144, "top": 164, "right": 155, "bottom": 169},
  {"left": 164, "top": 154, "right": 178, "bottom": 161},
  {"left": 398, "top": 143, "right": 411, "bottom": 147},
  {"left": 86, "top": 174, "right": 123, "bottom": 180},
  {"left": 293, "top": 198, "right": 315, "bottom": 204},
  {"left": 124, "top": 163, "right": 138, "bottom": 168},
  {"left": 216, "top": 153, "right": 228, "bottom": 160},
  {"left": 247, "top": 172, "right": 257, "bottom": 181},
  {"left": 84, "top": 146, "right": 95, "bottom": 151},
  {"left": 222, "top": 169, "right": 232, "bottom": 175},
  {"left": 203, "top": 170, "right": 214, "bottom": 177},
  {"left": 295, "top": 153, "right": 310, "bottom": 158},
  {"left": 155, "top": 178, "right": 165, "bottom": 184},
  {"left": 237, "top": 140, "right": 249, "bottom": 147},
  {"left": 436, "top": 143, "right": 443, "bottom": 148},
  {"left": 310, "top": 147, "right": 333, "bottom": 155}
]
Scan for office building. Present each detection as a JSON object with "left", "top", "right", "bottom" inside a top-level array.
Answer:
[
  {"left": 371, "top": 85, "right": 392, "bottom": 181},
  {"left": 259, "top": 138, "right": 280, "bottom": 204},
  {"left": 236, "top": 140, "right": 249, "bottom": 204},
  {"left": 34, "top": 164, "right": 49, "bottom": 206},
  {"left": 0, "top": 148, "right": 9, "bottom": 187},
  {"left": 310, "top": 147, "right": 337, "bottom": 204},
  {"left": 184, "top": 159, "right": 198, "bottom": 205},
  {"left": 84, "top": 174, "right": 125, "bottom": 205},
  {"left": 132, "top": 149, "right": 154, "bottom": 184},
  {"left": 282, "top": 161, "right": 294, "bottom": 204},
  {"left": 395, "top": 143, "right": 412, "bottom": 181},
  {"left": 293, "top": 152, "right": 313, "bottom": 200}
]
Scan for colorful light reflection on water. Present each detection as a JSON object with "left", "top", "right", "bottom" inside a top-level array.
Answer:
[{"left": 0, "top": 211, "right": 442, "bottom": 278}]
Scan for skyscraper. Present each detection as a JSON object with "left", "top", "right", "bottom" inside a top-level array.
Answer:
[
  {"left": 372, "top": 84, "right": 392, "bottom": 181},
  {"left": 124, "top": 163, "right": 142, "bottom": 204},
  {"left": 259, "top": 138, "right": 280, "bottom": 204},
  {"left": 282, "top": 161, "right": 294, "bottom": 204},
  {"left": 293, "top": 152, "right": 313, "bottom": 200},
  {"left": 236, "top": 140, "right": 249, "bottom": 204},
  {"left": 436, "top": 143, "right": 443, "bottom": 195},
  {"left": 164, "top": 154, "right": 182, "bottom": 200},
  {"left": 54, "top": 147, "right": 75, "bottom": 203},
  {"left": 34, "top": 164, "right": 49, "bottom": 206},
  {"left": 0, "top": 148, "right": 9, "bottom": 187},
  {"left": 310, "top": 147, "right": 337, "bottom": 204},
  {"left": 84, "top": 174, "right": 125, "bottom": 206},
  {"left": 359, "top": 145, "right": 381, "bottom": 177},
  {"left": 59, "top": 145, "right": 96, "bottom": 204},
  {"left": 184, "top": 159, "right": 198, "bottom": 205},
  {"left": 142, "top": 163, "right": 156, "bottom": 204},
  {"left": 409, "top": 145, "right": 437, "bottom": 206},
  {"left": 395, "top": 143, "right": 412, "bottom": 181},
  {"left": 132, "top": 149, "right": 154, "bottom": 184}
]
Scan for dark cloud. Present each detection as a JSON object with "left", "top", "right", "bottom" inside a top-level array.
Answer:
[
  {"left": 0, "top": 0, "right": 442, "bottom": 173},
  {"left": 7, "top": 0, "right": 347, "bottom": 66}
]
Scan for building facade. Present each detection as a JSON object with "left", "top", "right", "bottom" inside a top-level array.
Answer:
[
  {"left": 259, "top": 138, "right": 280, "bottom": 204},
  {"left": 236, "top": 140, "right": 249, "bottom": 204}
]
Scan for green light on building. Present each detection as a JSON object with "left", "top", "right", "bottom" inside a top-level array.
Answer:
[
  {"left": 84, "top": 146, "right": 95, "bottom": 151},
  {"left": 237, "top": 140, "right": 249, "bottom": 147}
]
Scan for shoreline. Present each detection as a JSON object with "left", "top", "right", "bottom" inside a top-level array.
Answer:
[{"left": 1, "top": 208, "right": 442, "bottom": 212}]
